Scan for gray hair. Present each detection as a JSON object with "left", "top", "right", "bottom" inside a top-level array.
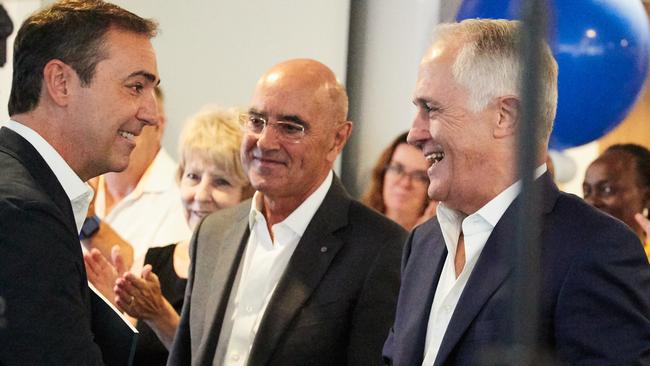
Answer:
[{"left": 432, "top": 19, "right": 558, "bottom": 144}]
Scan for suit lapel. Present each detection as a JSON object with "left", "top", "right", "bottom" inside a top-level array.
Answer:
[
  {"left": 398, "top": 219, "right": 448, "bottom": 366},
  {"left": 433, "top": 208, "right": 515, "bottom": 366},
  {"left": 0, "top": 127, "right": 77, "bottom": 237},
  {"left": 247, "top": 177, "right": 350, "bottom": 366},
  {"left": 195, "top": 204, "right": 250, "bottom": 365},
  {"left": 433, "top": 173, "right": 558, "bottom": 365}
]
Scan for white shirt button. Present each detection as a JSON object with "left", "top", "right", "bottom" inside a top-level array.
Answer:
[
  {"left": 231, "top": 353, "right": 240, "bottom": 361},
  {"left": 443, "top": 305, "right": 452, "bottom": 313},
  {"left": 245, "top": 305, "right": 253, "bottom": 313}
]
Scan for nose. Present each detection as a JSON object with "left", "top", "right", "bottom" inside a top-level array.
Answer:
[
  {"left": 583, "top": 191, "right": 602, "bottom": 208},
  {"left": 195, "top": 177, "right": 213, "bottom": 203},
  {"left": 407, "top": 113, "right": 431, "bottom": 148},
  {"left": 137, "top": 89, "right": 159, "bottom": 127},
  {"left": 255, "top": 122, "right": 281, "bottom": 151},
  {"left": 396, "top": 172, "right": 414, "bottom": 188}
]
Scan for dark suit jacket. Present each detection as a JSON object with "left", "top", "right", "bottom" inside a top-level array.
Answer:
[
  {"left": 0, "top": 128, "right": 104, "bottom": 365},
  {"left": 383, "top": 173, "right": 650, "bottom": 365},
  {"left": 168, "top": 177, "right": 407, "bottom": 366}
]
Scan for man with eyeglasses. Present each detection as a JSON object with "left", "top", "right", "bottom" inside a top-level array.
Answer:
[{"left": 168, "top": 59, "right": 407, "bottom": 366}]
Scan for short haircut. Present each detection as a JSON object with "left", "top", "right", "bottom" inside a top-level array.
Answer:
[
  {"left": 8, "top": 0, "right": 157, "bottom": 116},
  {"left": 603, "top": 143, "right": 650, "bottom": 190},
  {"left": 431, "top": 19, "right": 558, "bottom": 145},
  {"left": 177, "top": 107, "right": 253, "bottom": 198}
]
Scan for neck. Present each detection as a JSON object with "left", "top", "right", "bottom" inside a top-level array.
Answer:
[
  {"left": 11, "top": 110, "right": 94, "bottom": 180},
  {"left": 262, "top": 195, "right": 303, "bottom": 227},
  {"left": 103, "top": 147, "right": 158, "bottom": 201},
  {"left": 261, "top": 171, "right": 330, "bottom": 227}
]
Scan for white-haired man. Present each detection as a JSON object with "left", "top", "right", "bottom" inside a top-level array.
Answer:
[{"left": 383, "top": 19, "right": 650, "bottom": 365}]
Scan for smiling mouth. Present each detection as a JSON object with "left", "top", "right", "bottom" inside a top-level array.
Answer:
[
  {"left": 191, "top": 210, "right": 211, "bottom": 217},
  {"left": 425, "top": 151, "right": 445, "bottom": 165},
  {"left": 118, "top": 130, "right": 135, "bottom": 141}
]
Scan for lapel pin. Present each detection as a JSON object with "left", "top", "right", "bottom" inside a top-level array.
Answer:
[{"left": 320, "top": 246, "right": 328, "bottom": 253}]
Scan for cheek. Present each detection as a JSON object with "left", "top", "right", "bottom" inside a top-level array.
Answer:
[
  {"left": 179, "top": 185, "right": 195, "bottom": 207},
  {"left": 212, "top": 188, "right": 242, "bottom": 208},
  {"left": 382, "top": 176, "right": 397, "bottom": 195}
]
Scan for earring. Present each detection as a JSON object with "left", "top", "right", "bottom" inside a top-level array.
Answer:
[{"left": 643, "top": 207, "right": 649, "bottom": 218}]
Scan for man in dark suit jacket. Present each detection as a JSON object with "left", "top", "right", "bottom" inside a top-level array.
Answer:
[
  {"left": 382, "top": 19, "right": 650, "bottom": 365},
  {"left": 0, "top": 1, "right": 160, "bottom": 364},
  {"left": 168, "top": 59, "right": 406, "bottom": 366}
]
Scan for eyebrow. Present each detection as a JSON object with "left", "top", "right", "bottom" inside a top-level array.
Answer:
[
  {"left": 279, "top": 114, "right": 307, "bottom": 126},
  {"left": 247, "top": 109, "right": 307, "bottom": 126},
  {"left": 127, "top": 70, "right": 159, "bottom": 85},
  {"left": 413, "top": 97, "right": 441, "bottom": 108}
]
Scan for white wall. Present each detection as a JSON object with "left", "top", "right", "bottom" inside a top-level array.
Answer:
[{"left": 343, "top": 0, "right": 441, "bottom": 196}]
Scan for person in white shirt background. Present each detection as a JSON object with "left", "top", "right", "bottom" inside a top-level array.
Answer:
[{"left": 85, "top": 106, "right": 253, "bottom": 365}]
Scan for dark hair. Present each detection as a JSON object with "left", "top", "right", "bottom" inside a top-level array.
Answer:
[
  {"left": 604, "top": 143, "right": 650, "bottom": 189},
  {"left": 362, "top": 132, "right": 429, "bottom": 214},
  {"left": 8, "top": 0, "right": 158, "bottom": 116}
]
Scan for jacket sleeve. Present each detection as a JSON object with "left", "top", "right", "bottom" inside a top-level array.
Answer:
[
  {"left": 554, "top": 229, "right": 650, "bottom": 365},
  {"left": 0, "top": 203, "right": 105, "bottom": 365},
  {"left": 166, "top": 220, "right": 202, "bottom": 366},
  {"left": 348, "top": 226, "right": 407, "bottom": 366}
]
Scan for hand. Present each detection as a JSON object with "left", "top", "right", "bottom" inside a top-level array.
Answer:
[
  {"left": 634, "top": 212, "right": 650, "bottom": 240},
  {"left": 84, "top": 248, "right": 119, "bottom": 307},
  {"left": 114, "top": 265, "right": 168, "bottom": 320}
]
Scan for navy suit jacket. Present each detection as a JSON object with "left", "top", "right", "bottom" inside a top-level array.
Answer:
[
  {"left": 0, "top": 128, "right": 104, "bottom": 365},
  {"left": 383, "top": 173, "right": 650, "bottom": 365}
]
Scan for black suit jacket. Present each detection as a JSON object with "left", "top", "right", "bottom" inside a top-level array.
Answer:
[
  {"left": 168, "top": 177, "right": 407, "bottom": 366},
  {"left": 383, "top": 173, "right": 650, "bottom": 365},
  {"left": 0, "top": 127, "right": 104, "bottom": 365}
]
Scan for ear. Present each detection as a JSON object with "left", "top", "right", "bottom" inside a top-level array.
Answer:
[
  {"left": 42, "top": 59, "right": 76, "bottom": 107},
  {"left": 154, "top": 90, "right": 167, "bottom": 134},
  {"left": 642, "top": 187, "right": 650, "bottom": 214},
  {"left": 493, "top": 95, "right": 519, "bottom": 139},
  {"left": 326, "top": 121, "right": 353, "bottom": 163}
]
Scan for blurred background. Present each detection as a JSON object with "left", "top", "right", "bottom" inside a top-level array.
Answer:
[{"left": 1, "top": 0, "right": 649, "bottom": 198}]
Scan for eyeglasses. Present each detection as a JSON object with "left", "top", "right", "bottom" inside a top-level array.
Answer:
[
  {"left": 385, "top": 162, "right": 429, "bottom": 185},
  {"left": 239, "top": 113, "right": 306, "bottom": 143}
]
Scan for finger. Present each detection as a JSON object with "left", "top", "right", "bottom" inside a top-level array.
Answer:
[
  {"left": 90, "top": 249, "right": 110, "bottom": 272},
  {"left": 115, "top": 276, "right": 138, "bottom": 294},
  {"left": 115, "top": 293, "right": 132, "bottom": 311},
  {"left": 144, "top": 270, "right": 160, "bottom": 285},
  {"left": 123, "top": 273, "right": 150, "bottom": 292},
  {"left": 140, "top": 264, "right": 153, "bottom": 278},
  {"left": 83, "top": 252, "right": 101, "bottom": 275},
  {"left": 112, "top": 245, "right": 127, "bottom": 275},
  {"left": 114, "top": 281, "right": 134, "bottom": 299},
  {"left": 634, "top": 213, "right": 650, "bottom": 232},
  {"left": 83, "top": 256, "right": 98, "bottom": 280}
]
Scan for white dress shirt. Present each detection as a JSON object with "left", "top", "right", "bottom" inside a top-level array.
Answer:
[
  {"left": 4, "top": 120, "right": 93, "bottom": 233},
  {"left": 421, "top": 165, "right": 547, "bottom": 365},
  {"left": 94, "top": 148, "right": 191, "bottom": 259},
  {"left": 214, "top": 171, "right": 333, "bottom": 366}
]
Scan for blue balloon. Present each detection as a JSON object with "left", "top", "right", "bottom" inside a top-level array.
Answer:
[{"left": 456, "top": 0, "right": 650, "bottom": 149}]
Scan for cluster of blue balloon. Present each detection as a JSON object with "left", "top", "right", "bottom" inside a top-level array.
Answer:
[{"left": 457, "top": 0, "right": 650, "bottom": 149}]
